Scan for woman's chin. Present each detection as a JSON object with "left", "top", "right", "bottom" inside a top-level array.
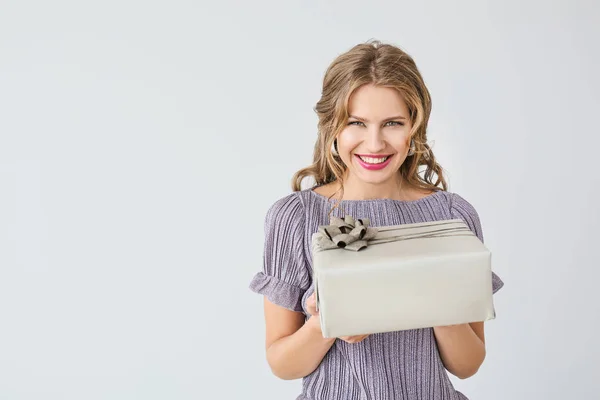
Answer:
[
  {"left": 347, "top": 156, "right": 402, "bottom": 185},
  {"left": 351, "top": 169, "right": 399, "bottom": 186}
]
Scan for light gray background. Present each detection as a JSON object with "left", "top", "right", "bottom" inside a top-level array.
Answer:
[{"left": 1, "top": 1, "right": 598, "bottom": 399}]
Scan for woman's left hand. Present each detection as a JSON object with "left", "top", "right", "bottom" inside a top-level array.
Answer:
[{"left": 306, "top": 292, "right": 369, "bottom": 344}]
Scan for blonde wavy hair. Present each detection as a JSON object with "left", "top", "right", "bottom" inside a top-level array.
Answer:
[{"left": 292, "top": 40, "right": 448, "bottom": 195}]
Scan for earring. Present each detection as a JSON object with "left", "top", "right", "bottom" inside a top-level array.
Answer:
[
  {"left": 331, "top": 139, "right": 338, "bottom": 157},
  {"left": 407, "top": 139, "right": 415, "bottom": 156}
]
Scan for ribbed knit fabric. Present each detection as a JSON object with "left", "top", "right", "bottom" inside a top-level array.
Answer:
[{"left": 249, "top": 188, "right": 504, "bottom": 400}]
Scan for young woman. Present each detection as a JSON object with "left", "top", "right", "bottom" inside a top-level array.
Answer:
[{"left": 249, "top": 40, "right": 504, "bottom": 400}]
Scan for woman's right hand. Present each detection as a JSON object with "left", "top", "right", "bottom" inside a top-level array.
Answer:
[{"left": 305, "top": 292, "right": 369, "bottom": 344}]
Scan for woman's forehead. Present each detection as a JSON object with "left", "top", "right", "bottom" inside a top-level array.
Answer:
[{"left": 347, "top": 85, "right": 409, "bottom": 120}]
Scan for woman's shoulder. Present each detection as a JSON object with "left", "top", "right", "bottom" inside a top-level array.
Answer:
[
  {"left": 408, "top": 188, "right": 482, "bottom": 228},
  {"left": 444, "top": 191, "right": 480, "bottom": 218},
  {"left": 264, "top": 191, "right": 307, "bottom": 229},
  {"left": 442, "top": 190, "right": 484, "bottom": 241}
]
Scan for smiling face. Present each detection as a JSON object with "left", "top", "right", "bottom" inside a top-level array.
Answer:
[{"left": 336, "top": 83, "right": 413, "bottom": 187}]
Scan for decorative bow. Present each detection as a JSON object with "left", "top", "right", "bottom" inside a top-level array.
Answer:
[{"left": 314, "top": 215, "right": 378, "bottom": 251}]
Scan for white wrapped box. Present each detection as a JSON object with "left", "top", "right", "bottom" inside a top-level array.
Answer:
[{"left": 311, "top": 218, "right": 496, "bottom": 338}]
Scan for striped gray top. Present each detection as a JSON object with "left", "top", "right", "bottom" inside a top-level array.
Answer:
[{"left": 249, "top": 188, "right": 504, "bottom": 400}]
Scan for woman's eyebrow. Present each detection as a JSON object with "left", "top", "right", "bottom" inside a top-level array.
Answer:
[{"left": 349, "top": 115, "right": 407, "bottom": 122}]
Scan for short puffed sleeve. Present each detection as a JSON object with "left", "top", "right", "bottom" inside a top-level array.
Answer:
[
  {"left": 450, "top": 192, "right": 504, "bottom": 294},
  {"left": 249, "top": 193, "right": 311, "bottom": 312}
]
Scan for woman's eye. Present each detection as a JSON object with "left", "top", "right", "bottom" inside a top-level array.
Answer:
[
  {"left": 385, "top": 121, "right": 404, "bottom": 127},
  {"left": 348, "top": 120, "right": 404, "bottom": 127}
]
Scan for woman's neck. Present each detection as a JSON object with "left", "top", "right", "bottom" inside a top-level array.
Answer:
[{"left": 333, "top": 173, "right": 408, "bottom": 201}]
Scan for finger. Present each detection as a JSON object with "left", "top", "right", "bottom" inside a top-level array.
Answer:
[
  {"left": 308, "top": 293, "right": 316, "bottom": 309},
  {"left": 306, "top": 295, "right": 318, "bottom": 316},
  {"left": 340, "top": 335, "right": 368, "bottom": 343}
]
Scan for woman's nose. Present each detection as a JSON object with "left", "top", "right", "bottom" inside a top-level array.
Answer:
[{"left": 364, "top": 127, "right": 386, "bottom": 152}]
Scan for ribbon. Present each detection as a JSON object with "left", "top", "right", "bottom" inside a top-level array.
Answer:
[
  {"left": 312, "top": 218, "right": 476, "bottom": 253},
  {"left": 313, "top": 215, "right": 379, "bottom": 252}
]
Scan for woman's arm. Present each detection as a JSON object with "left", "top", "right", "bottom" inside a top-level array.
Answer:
[
  {"left": 263, "top": 298, "right": 336, "bottom": 380},
  {"left": 433, "top": 322, "right": 486, "bottom": 379}
]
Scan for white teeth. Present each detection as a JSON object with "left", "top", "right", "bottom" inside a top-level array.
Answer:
[{"left": 358, "top": 156, "right": 389, "bottom": 164}]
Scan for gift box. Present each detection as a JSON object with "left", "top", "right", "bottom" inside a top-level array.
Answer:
[{"left": 311, "top": 217, "right": 496, "bottom": 338}]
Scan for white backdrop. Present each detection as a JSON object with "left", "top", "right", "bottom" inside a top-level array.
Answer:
[{"left": 1, "top": 1, "right": 599, "bottom": 399}]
